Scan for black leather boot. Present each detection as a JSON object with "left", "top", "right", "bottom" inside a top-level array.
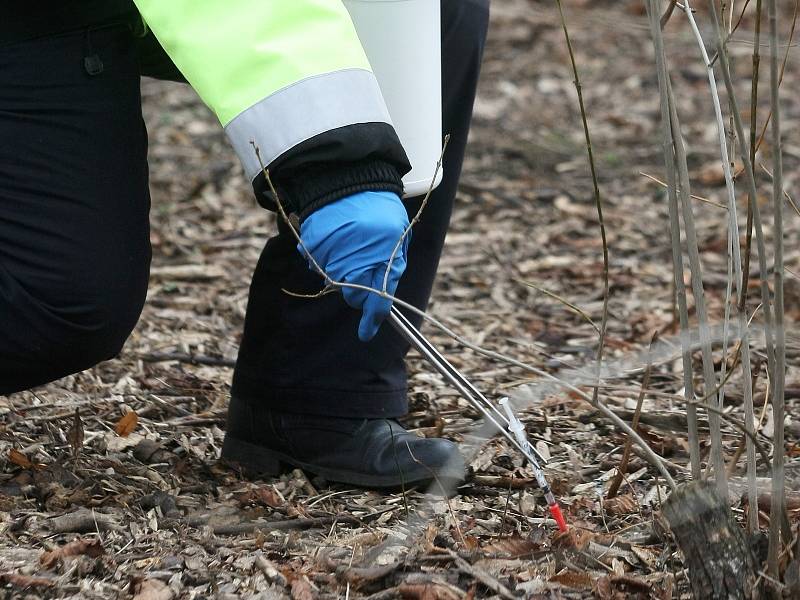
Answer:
[{"left": 221, "top": 396, "right": 465, "bottom": 488}]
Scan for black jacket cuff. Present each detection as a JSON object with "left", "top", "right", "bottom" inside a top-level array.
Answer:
[
  {"left": 258, "top": 158, "right": 404, "bottom": 222},
  {"left": 252, "top": 121, "right": 411, "bottom": 222}
]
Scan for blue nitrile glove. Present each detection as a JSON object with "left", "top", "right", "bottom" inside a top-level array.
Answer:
[{"left": 298, "top": 191, "right": 410, "bottom": 342}]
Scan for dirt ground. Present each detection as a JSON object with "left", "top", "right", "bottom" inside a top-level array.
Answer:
[{"left": 2, "top": 1, "right": 799, "bottom": 598}]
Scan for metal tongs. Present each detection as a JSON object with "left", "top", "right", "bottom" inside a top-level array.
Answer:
[{"left": 388, "top": 306, "right": 568, "bottom": 532}]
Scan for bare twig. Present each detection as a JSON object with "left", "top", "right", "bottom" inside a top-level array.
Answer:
[
  {"left": 515, "top": 278, "right": 600, "bottom": 334},
  {"left": 644, "top": 0, "right": 702, "bottom": 478},
  {"left": 447, "top": 550, "right": 517, "bottom": 600},
  {"left": 758, "top": 162, "right": 800, "bottom": 218},
  {"left": 383, "top": 135, "right": 450, "bottom": 294},
  {"left": 660, "top": 0, "right": 680, "bottom": 29},
  {"left": 743, "top": 0, "right": 764, "bottom": 533},
  {"left": 747, "top": 0, "right": 799, "bottom": 158},
  {"left": 766, "top": 0, "right": 787, "bottom": 578},
  {"left": 139, "top": 351, "right": 236, "bottom": 368},
  {"left": 706, "top": 0, "right": 778, "bottom": 429},
  {"left": 551, "top": 0, "right": 611, "bottom": 454},
  {"left": 639, "top": 171, "right": 727, "bottom": 208},
  {"left": 728, "top": 0, "right": 755, "bottom": 40},
  {"left": 667, "top": 73, "right": 728, "bottom": 497},
  {"left": 684, "top": 0, "right": 755, "bottom": 526},
  {"left": 498, "top": 474, "right": 514, "bottom": 538}
]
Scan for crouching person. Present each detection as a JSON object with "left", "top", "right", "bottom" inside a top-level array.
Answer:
[{"left": 0, "top": 0, "right": 490, "bottom": 488}]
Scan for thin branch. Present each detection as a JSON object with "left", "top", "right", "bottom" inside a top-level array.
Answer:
[
  {"left": 668, "top": 75, "right": 728, "bottom": 496},
  {"left": 749, "top": 0, "right": 799, "bottom": 157},
  {"left": 743, "top": 0, "right": 764, "bottom": 533},
  {"left": 729, "top": 0, "right": 754, "bottom": 39},
  {"left": 515, "top": 278, "right": 600, "bottom": 334},
  {"left": 383, "top": 135, "right": 450, "bottom": 294},
  {"left": 684, "top": 0, "right": 756, "bottom": 528},
  {"left": 551, "top": 0, "right": 611, "bottom": 441},
  {"left": 766, "top": 0, "right": 787, "bottom": 577},
  {"left": 707, "top": 0, "right": 778, "bottom": 419},
  {"left": 251, "top": 144, "right": 331, "bottom": 288},
  {"left": 138, "top": 351, "right": 236, "bottom": 368},
  {"left": 660, "top": 0, "right": 681, "bottom": 29},
  {"left": 644, "top": 0, "right": 702, "bottom": 478},
  {"left": 639, "top": 171, "right": 727, "bottom": 208},
  {"left": 704, "top": 0, "right": 795, "bottom": 504},
  {"left": 758, "top": 162, "right": 800, "bottom": 218}
]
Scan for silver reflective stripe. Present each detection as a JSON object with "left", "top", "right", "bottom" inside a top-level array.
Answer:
[{"left": 225, "top": 68, "right": 393, "bottom": 182}]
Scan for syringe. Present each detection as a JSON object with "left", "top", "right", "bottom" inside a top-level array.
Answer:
[{"left": 499, "top": 397, "right": 567, "bottom": 533}]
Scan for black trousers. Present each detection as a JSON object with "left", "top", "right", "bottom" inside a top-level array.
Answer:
[{"left": 0, "top": 1, "right": 490, "bottom": 417}]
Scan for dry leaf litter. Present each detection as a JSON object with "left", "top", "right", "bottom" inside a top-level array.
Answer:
[{"left": 2, "top": 1, "right": 799, "bottom": 598}]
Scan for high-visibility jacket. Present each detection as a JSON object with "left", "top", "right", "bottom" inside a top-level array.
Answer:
[{"left": 134, "top": 0, "right": 411, "bottom": 218}]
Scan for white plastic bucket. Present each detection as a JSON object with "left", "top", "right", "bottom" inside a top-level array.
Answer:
[{"left": 343, "top": 0, "right": 443, "bottom": 198}]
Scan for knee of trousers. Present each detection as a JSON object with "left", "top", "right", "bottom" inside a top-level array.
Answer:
[
  {"left": 63, "top": 297, "right": 145, "bottom": 367},
  {"left": 7, "top": 269, "right": 149, "bottom": 377},
  {"left": 62, "top": 276, "right": 148, "bottom": 367}
]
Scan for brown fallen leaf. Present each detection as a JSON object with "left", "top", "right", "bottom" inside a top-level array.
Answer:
[
  {"left": 40, "top": 537, "right": 104, "bottom": 570},
  {"left": 131, "top": 578, "right": 174, "bottom": 600},
  {"left": 115, "top": 411, "right": 139, "bottom": 437},
  {"left": 483, "top": 535, "right": 539, "bottom": 558},
  {"left": 235, "top": 485, "right": 284, "bottom": 509},
  {"left": 553, "top": 527, "right": 595, "bottom": 551},
  {"left": 133, "top": 439, "right": 172, "bottom": 464},
  {"left": 609, "top": 574, "right": 652, "bottom": 592},
  {"left": 461, "top": 534, "right": 480, "bottom": 551},
  {"left": 332, "top": 559, "right": 403, "bottom": 590},
  {"left": 8, "top": 449, "right": 36, "bottom": 470},
  {"left": 422, "top": 523, "right": 438, "bottom": 552},
  {"left": 603, "top": 493, "right": 638, "bottom": 516},
  {"left": 549, "top": 571, "right": 593, "bottom": 589}
]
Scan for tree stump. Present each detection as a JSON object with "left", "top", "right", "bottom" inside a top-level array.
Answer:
[{"left": 662, "top": 481, "right": 759, "bottom": 599}]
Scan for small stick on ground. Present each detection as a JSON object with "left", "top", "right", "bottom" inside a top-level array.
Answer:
[
  {"left": 447, "top": 549, "right": 517, "bottom": 600},
  {"left": 139, "top": 351, "right": 236, "bottom": 368}
]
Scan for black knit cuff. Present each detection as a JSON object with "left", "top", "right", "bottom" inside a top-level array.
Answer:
[{"left": 255, "top": 158, "right": 404, "bottom": 222}]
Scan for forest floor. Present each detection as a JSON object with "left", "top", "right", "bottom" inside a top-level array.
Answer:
[{"left": 2, "top": 1, "right": 800, "bottom": 598}]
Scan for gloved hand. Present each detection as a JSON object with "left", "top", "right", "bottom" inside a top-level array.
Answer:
[{"left": 298, "top": 191, "right": 410, "bottom": 342}]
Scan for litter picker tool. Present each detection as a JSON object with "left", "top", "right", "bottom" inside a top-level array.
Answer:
[{"left": 387, "top": 306, "right": 568, "bottom": 533}]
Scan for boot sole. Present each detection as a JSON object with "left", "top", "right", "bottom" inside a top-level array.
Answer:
[{"left": 221, "top": 434, "right": 464, "bottom": 490}]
